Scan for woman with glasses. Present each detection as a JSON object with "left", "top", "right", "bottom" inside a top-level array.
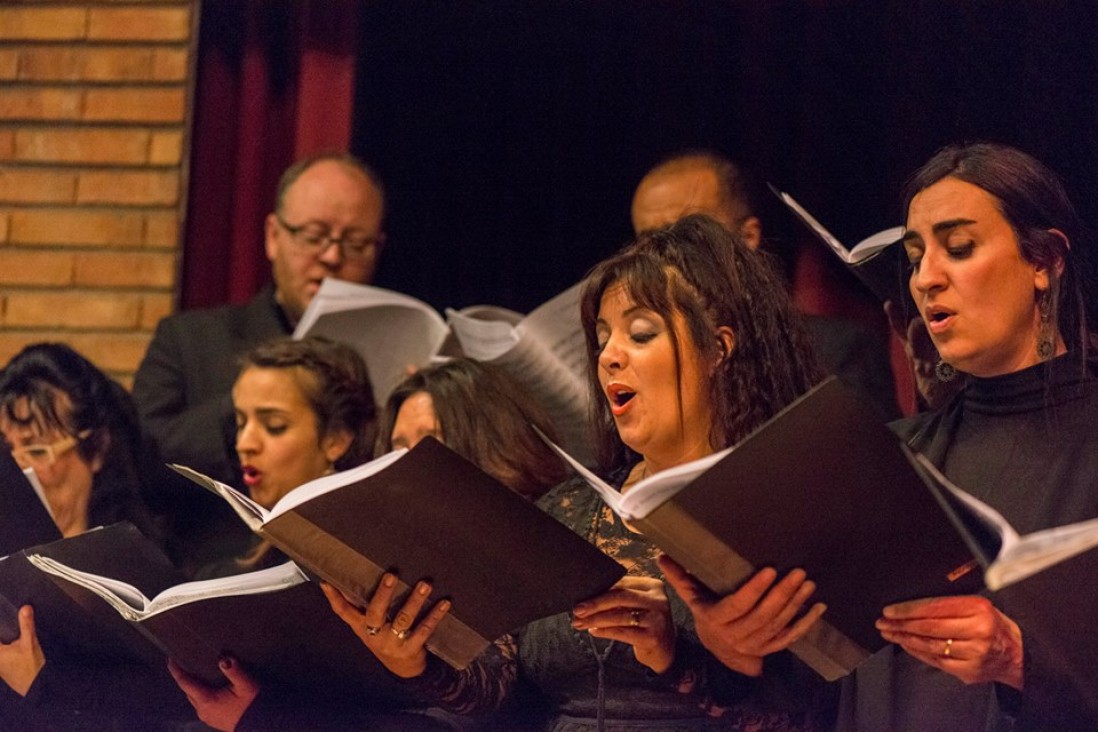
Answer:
[
  {"left": 0, "top": 342, "right": 192, "bottom": 729},
  {"left": 0, "top": 343, "right": 162, "bottom": 540}
]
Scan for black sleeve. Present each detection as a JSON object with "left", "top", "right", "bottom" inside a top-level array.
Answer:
[{"left": 132, "top": 316, "right": 239, "bottom": 486}]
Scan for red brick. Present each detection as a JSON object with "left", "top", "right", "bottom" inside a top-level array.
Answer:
[
  {"left": 0, "top": 212, "right": 9, "bottom": 243},
  {"left": 0, "top": 168, "right": 76, "bottom": 204},
  {"left": 83, "top": 88, "right": 185, "bottom": 123},
  {"left": 0, "top": 250, "right": 73, "bottom": 285},
  {"left": 0, "top": 50, "right": 18, "bottom": 80},
  {"left": 77, "top": 170, "right": 179, "bottom": 206},
  {"left": 73, "top": 251, "right": 176, "bottom": 288},
  {"left": 0, "top": 9, "right": 87, "bottom": 41},
  {"left": 152, "top": 48, "right": 189, "bottom": 81},
  {"left": 66, "top": 332, "right": 153, "bottom": 374},
  {"left": 15, "top": 128, "right": 150, "bottom": 164},
  {"left": 148, "top": 131, "right": 183, "bottom": 165},
  {"left": 9, "top": 209, "right": 145, "bottom": 247},
  {"left": 0, "top": 131, "right": 13, "bottom": 160},
  {"left": 0, "top": 88, "right": 83, "bottom": 121},
  {"left": 141, "top": 292, "right": 175, "bottom": 329},
  {"left": 0, "top": 332, "right": 150, "bottom": 377},
  {"left": 144, "top": 211, "right": 180, "bottom": 248},
  {"left": 87, "top": 7, "right": 191, "bottom": 42},
  {"left": 4, "top": 290, "right": 143, "bottom": 328},
  {"left": 15, "top": 47, "right": 168, "bottom": 83}
]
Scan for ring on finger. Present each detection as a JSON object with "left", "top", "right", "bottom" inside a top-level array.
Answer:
[
  {"left": 364, "top": 624, "right": 382, "bottom": 636},
  {"left": 942, "top": 638, "right": 953, "bottom": 658},
  {"left": 630, "top": 609, "right": 643, "bottom": 627},
  {"left": 391, "top": 627, "right": 410, "bottom": 640}
]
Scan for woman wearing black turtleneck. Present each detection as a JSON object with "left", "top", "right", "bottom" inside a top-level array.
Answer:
[{"left": 837, "top": 144, "right": 1098, "bottom": 731}]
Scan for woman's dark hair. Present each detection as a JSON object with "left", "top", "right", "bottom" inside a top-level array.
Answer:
[
  {"left": 580, "top": 214, "right": 824, "bottom": 473},
  {"left": 0, "top": 342, "right": 157, "bottom": 534},
  {"left": 902, "top": 142, "right": 1093, "bottom": 356},
  {"left": 376, "top": 358, "right": 567, "bottom": 501},
  {"left": 238, "top": 337, "right": 377, "bottom": 471}
]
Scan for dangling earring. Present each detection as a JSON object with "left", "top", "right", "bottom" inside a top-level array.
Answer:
[
  {"left": 935, "top": 359, "right": 957, "bottom": 382},
  {"left": 1036, "top": 291, "right": 1056, "bottom": 360}
]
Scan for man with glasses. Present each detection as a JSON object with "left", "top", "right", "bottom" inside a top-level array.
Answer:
[{"left": 131, "top": 153, "right": 385, "bottom": 563}]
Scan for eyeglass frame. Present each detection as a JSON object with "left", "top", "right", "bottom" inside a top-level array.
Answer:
[
  {"left": 273, "top": 214, "right": 383, "bottom": 260},
  {"left": 10, "top": 429, "right": 92, "bottom": 468}
]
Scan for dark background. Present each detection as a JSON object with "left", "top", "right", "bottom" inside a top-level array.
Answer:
[{"left": 351, "top": 1, "right": 1098, "bottom": 318}]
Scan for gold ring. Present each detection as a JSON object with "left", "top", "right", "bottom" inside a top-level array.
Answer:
[
  {"left": 943, "top": 638, "right": 953, "bottom": 657},
  {"left": 391, "top": 627, "right": 409, "bottom": 640},
  {"left": 630, "top": 609, "right": 642, "bottom": 627}
]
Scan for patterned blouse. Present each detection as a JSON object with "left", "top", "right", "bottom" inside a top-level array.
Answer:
[{"left": 410, "top": 476, "right": 835, "bottom": 732}]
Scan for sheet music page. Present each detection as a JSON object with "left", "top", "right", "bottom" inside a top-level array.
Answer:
[
  {"left": 445, "top": 307, "right": 521, "bottom": 360},
  {"left": 294, "top": 280, "right": 450, "bottom": 401}
]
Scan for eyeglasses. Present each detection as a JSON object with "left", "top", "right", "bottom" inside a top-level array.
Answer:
[
  {"left": 275, "top": 215, "right": 381, "bottom": 261},
  {"left": 10, "top": 430, "right": 90, "bottom": 469}
]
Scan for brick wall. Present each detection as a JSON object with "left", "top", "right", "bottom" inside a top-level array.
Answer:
[{"left": 0, "top": 1, "right": 196, "bottom": 385}]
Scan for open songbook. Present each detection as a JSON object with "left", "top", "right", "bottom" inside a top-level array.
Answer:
[
  {"left": 912, "top": 453, "right": 1098, "bottom": 592},
  {"left": 9, "top": 524, "right": 416, "bottom": 700},
  {"left": 171, "top": 437, "right": 625, "bottom": 670},
  {"left": 541, "top": 377, "right": 982, "bottom": 680},
  {"left": 768, "top": 184, "right": 913, "bottom": 314},
  {"left": 293, "top": 278, "right": 594, "bottom": 464},
  {"left": 27, "top": 548, "right": 417, "bottom": 702}
]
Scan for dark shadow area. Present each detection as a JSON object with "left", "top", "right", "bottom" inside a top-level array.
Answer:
[{"left": 352, "top": 0, "right": 1098, "bottom": 316}]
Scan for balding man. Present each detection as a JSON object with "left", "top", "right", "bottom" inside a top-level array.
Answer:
[
  {"left": 632, "top": 151, "right": 899, "bottom": 418},
  {"left": 132, "top": 153, "right": 386, "bottom": 564}
]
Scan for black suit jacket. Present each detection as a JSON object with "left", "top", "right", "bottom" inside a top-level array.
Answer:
[
  {"left": 133, "top": 285, "right": 291, "bottom": 487},
  {"left": 131, "top": 286, "right": 290, "bottom": 568}
]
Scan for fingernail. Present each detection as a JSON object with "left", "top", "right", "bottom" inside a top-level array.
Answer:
[
  {"left": 383, "top": 574, "right": 396, "bottom": 587},
  {"left": 439, "top": 600, "right": 451, "bottom": 612},
  {"left": 417, "top": 582, "right": 430, "bottom": 596},
  {"left": 219, "top": 657, "right": 233, "bottom": 670},
  {"left": 573, "top": 603, "right": 589, "bottom": 617}
]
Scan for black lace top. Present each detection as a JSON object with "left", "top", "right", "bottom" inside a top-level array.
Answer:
[{"left": 412, "top": 477, "right": 835, "bottom": 732}]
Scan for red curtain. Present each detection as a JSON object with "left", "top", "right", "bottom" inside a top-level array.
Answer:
[{"left": 182, "top": 0, "right": 360, "bottom": 309}]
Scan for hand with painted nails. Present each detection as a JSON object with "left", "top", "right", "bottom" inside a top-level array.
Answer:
[
  {"left": 571, "top": 575, "right": 676, "bottom": 674},
  {"left": 876, "top": 595, "right": 1024, "bottom": 689},
  {"left": 321, "top": 574, "right": 451, "bottom": 679},
  {"left": 658, "top": 556, "right": 826, "bottom": 677},
  {"left": 0, "top": 605, "right": 46, "bottom": 697},
  {"left": 168, "top": 655, "right": 259, "bottom": 732}
]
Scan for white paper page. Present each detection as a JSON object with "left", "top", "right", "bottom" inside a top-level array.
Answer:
[
  {"left": 293, "top": 279, "right": 450, "bottom": 401},
  {"left": 28, "top": 554, "right": 149, "bottom": 617},
  {"left": 985, "top": 517, "right": 1098, "bottom": 591},
  {"left": 773, "top": 190, "right": 854, "bottom": 262},
  {"left": 445, "top": 307, "right": 522, "bottom": 360},
  {"left": 30, "top": 556, "right": 308, "bottom": 620},
  {"left": 536, "top": 429, "right": 625, "bottom": 515},
  {"left": 617, "top": 447, "right": 734, "bottom": 519},
  {"left": 484, "top": 335, "right": 594, "bottom": 465},
  {"left": 850, "top": 226, "right": 905, "bottom": 259},
  {"left": 143, "top": 561, "right": 307, "bottom": 616},
  {"left": 169, "top": 465, "right": 269, "bottom": 532},
  {"left": 538, "top": 429, "right": 734, "bottom": 521},
  {"left": 267, "top": 447, "right": 408, "bottom": 518},
  {"left": 22, "top": 467, "right": 53, "bottom": 521},
  {"left": 519, "top": 282, "right": 588, "bottom": 379}
]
